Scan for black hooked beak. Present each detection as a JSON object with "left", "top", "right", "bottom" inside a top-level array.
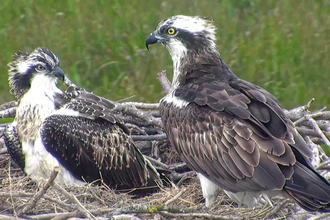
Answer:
[
  {"left": 145, "top": 32, "right": 164, "bottom": 50},
  {"left": 53, "top": 66, "right": 65, "bottom": 82}
]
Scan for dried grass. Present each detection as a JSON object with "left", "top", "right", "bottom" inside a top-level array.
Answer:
[{"left": 1, "top": 154, "right": 326, "bottom": 220}]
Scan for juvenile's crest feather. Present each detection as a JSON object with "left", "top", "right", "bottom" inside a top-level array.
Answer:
[{"left": 7, "top": 47, "right": 60, "bottom": 99}]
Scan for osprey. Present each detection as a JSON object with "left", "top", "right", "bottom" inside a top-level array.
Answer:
[
  {"left": 4, "top": 47, "right": 161, "bottom": 191},
  {"left": 146, "top": 15, "right": 330, "bottom": 212}
]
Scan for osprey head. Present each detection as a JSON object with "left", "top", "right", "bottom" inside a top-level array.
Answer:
[
  {"left": 146, "top": 15, "right": 217, "bottom": 57},
  {"left": 8, "top": 47, "right": 65, "bottom": 99}
]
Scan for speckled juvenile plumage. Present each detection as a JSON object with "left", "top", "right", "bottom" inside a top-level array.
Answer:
[
  {"left": 146, "top": 15, "right": 330, "bottom": 212},
  {"left": 4, "top": 48, "right": 161, "bottom": 191}
]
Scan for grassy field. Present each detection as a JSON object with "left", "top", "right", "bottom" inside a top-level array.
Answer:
[{"left": 0, "top": 0, "right": 330, "bottom": 110}]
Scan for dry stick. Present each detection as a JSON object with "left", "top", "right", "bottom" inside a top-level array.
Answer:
[
  {"left": 115, "top": 105, "right": 163, "bottom": 128},
  {"left": 131, "top": 134, "right": 167, "bottom": 141},
  {"left": 316, "top": 160, "right": 330, "bottom": 170},
  {"left": 164, "top": 188, "right": 187, "bottom": 206},
  {"left": 23, "top": 212, "right": 78, "bottom": 220},
  {"left": 263, "top": 199, "right": 291, "bottom": 219},
  {"left": 308, "top": 117, "right": 330, "bottom": 150},
  {"left": 157, "top": 70, "right": 171, "bottom": 94},
  {"left": 50, "top": 211, "right": 78, "bottom": 220},
  {"left": 125, "top": 123, "right": 148, "bottom": 135},
  {"left": 0, "top": 107, "right": 16, "bottom": 119},
  {"left": 52, "top": 183, "right": 96, "bottom": 220},
  {"left": 145, "top": 155, "right": 170, "bottom": 170},
  {"left": 0, "top": 192, "right": 34, "bottom": 197},
  {"left": 307, "top": 213, "right": 330, "bottom": 220},
  {"left": 0, "top": 214, "right": 26, "bottom": 220},
  {"left": 159, "top": 211, "right": 242, "bottom": 220},
  {"left": 0, "top": 101, "right": 18, "bottom": 111},
  {"left": 17, "top": 166, "right": 60, "bottom": 216},
  {"left": 120, "top": 102, "right": 159, "bottom": 109},
  {"left": 294, "top": 111, "right": 324, "bottom": 126},
  {"left": 26, "top": 208, "right": 115, "bottom": 220},
  {"left": 286, "top": 98, "right": 314, "bottom": 121}
]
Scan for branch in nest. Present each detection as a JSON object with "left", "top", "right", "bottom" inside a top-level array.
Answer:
[
  {"left": 0, "top": 107, "right": 16, "bottom": 119},
  {"left": 159, "top": 210, "right": 242, "bottom": 220},
  {"left": 157, "top": 70, "right": 171, "bottom": 94},
  {"left": 115, "top": 105, "right": 163, "bottom": 128},
  {"left": 119, "top": 102, "right": 159, "bottom": 109},
  {"left": 131, "top": 134, "right": 167, "bottom": 141},
  {"left": 0, "top": 214, "right": 26, "bottom": 220},
  {"left": 52, "top": 183, "right": 96, "bottom": 219},
  {"left": 17, "top": 166, "right": 60, "bottom": 216},
  {"left": 0, "top": 101, "right": 18, "bottom": 111},
  {"left": 285, "top": 98, "right": 315, "bottom": 121}
]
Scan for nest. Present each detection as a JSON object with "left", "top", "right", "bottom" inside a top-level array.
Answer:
[
  {"left": 0, "top": 161, "right": 307, "bottom": 220},
  {"left": 1, "top": 72, "right": 330, "bottom": 219}
]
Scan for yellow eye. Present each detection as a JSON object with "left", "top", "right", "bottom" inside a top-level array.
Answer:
[
  {"left": 36, "top": 65, "right": 45, "bottom": 71},
  {"left": 167, "top": 27, "right": 176, "bottom": 35}
]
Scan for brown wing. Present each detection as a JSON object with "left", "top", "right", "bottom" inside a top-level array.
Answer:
[
  {"left": 41, "top": 115, "right": 159, "bottom": 190},
  {"left": 63, "top": 86, "right": 122, "bottom": 124},
  {"left": 161, "top": 69, "right": 311, "bottom": 192},
  {"left": 45, "top": 86, "right": 160, "bottom": 190},
  {"left": 162, "top": 101, "right": 294, "bottom": 192}
]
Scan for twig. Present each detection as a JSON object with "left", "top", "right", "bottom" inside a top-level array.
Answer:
[
  {"left": 263, "top": 199, "right": 291, "bottom": 219},
  {"left": 115, "top": 105, "right": 163, "bottom": 128},
  {"left": 157, "top": 70, "right": 171, "bottom": 94},
  {"left": 145, "top": 156, "right": 170, "bottom": 170},
  {"left": 17, "top": 166, "right": 60, "bottom": 216},
  {"left": 307, "top": 213, "right": 330, "bottom": 220},
  {"left": 164, "top": 188, "right": 187, "bottom": 206},
  {"left": 294, "top": 111, "right": 324, "bottom": 126},
  {"left": 52, "top": 182, "right": 96, "bottom": 219},
  {"left": 316, "top": 160, "right": 330, "bottom": 170},
  {"left": 22, "top": 212, "right": 78, "bottom": 220},
  {"left": 120, "top": 102, "right": 159, "bottom": 109},
  {"left": 50, "top": 211, "right": 78, "bottom": 220},
  {"left": 308, "top": 117, "right": 330, "bottom": 150},
  {"left": 159, "top": 210, "right": 242, "bottom": 220},
  {"left": 131, "top": 134, "right": 167, "bottom": 141},
  {"left": 0, "top": 101, "right": 18, "bottom": 111},
  {"left": 0, "top": 107, "right": 16, "bottom": 119},
  {"left": 0, "top": 214, "right": 26, "bottom": 220},
  {"left": 0, "top": 192, "right": 34, "bottom": 197},
  {"left": 286, "top": 98, "right": 314, "bottom": 121}
]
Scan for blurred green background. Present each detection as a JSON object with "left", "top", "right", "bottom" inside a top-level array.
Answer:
[{"left": 0, "top": 0, "right": 330, "bottom": 110}]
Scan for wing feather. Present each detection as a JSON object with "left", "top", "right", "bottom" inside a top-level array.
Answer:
[
  {"left": 160, "top": 70, "right": 310, "bottom": 193},
  {"left": 41, "top": 115, "right": 160, "bottom": 190}
]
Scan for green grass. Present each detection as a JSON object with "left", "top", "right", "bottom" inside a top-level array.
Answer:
[{"left": 0, "top": 0, "right": 330, "bottom": 110}]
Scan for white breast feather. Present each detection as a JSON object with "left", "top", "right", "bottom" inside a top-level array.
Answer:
[
  {"left": 23, "top": 138, "right": 84, "bottom": 186},
  {"left": 17, "top": 74, "right": 83, "bottom": 185}
]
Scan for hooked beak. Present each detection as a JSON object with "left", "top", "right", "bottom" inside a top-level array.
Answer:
[
  {"left": 53, "top": 66, "right": 65, "bottom": 82},
  {"left": 145, "top": 32, "right": 164, "bottom": 50}
]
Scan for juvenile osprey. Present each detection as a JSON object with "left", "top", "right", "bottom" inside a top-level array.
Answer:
[
  {"left": 146, "top": 15, "right": 330, "bottom": 212},
  {"left": 4, "top": 48, "right": 161, "bottom": 191}
]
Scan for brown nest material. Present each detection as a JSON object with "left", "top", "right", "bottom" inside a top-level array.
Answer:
[{"left": 0, "top": 160, "right": 304, "bottom": 220}]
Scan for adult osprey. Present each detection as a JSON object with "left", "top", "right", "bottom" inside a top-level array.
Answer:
[
  {"left": 4, "top": 47, "right": 161, "bottom": 191},
  {"left": 146, "top": 15, "right": 330, "bottom": 212}
]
